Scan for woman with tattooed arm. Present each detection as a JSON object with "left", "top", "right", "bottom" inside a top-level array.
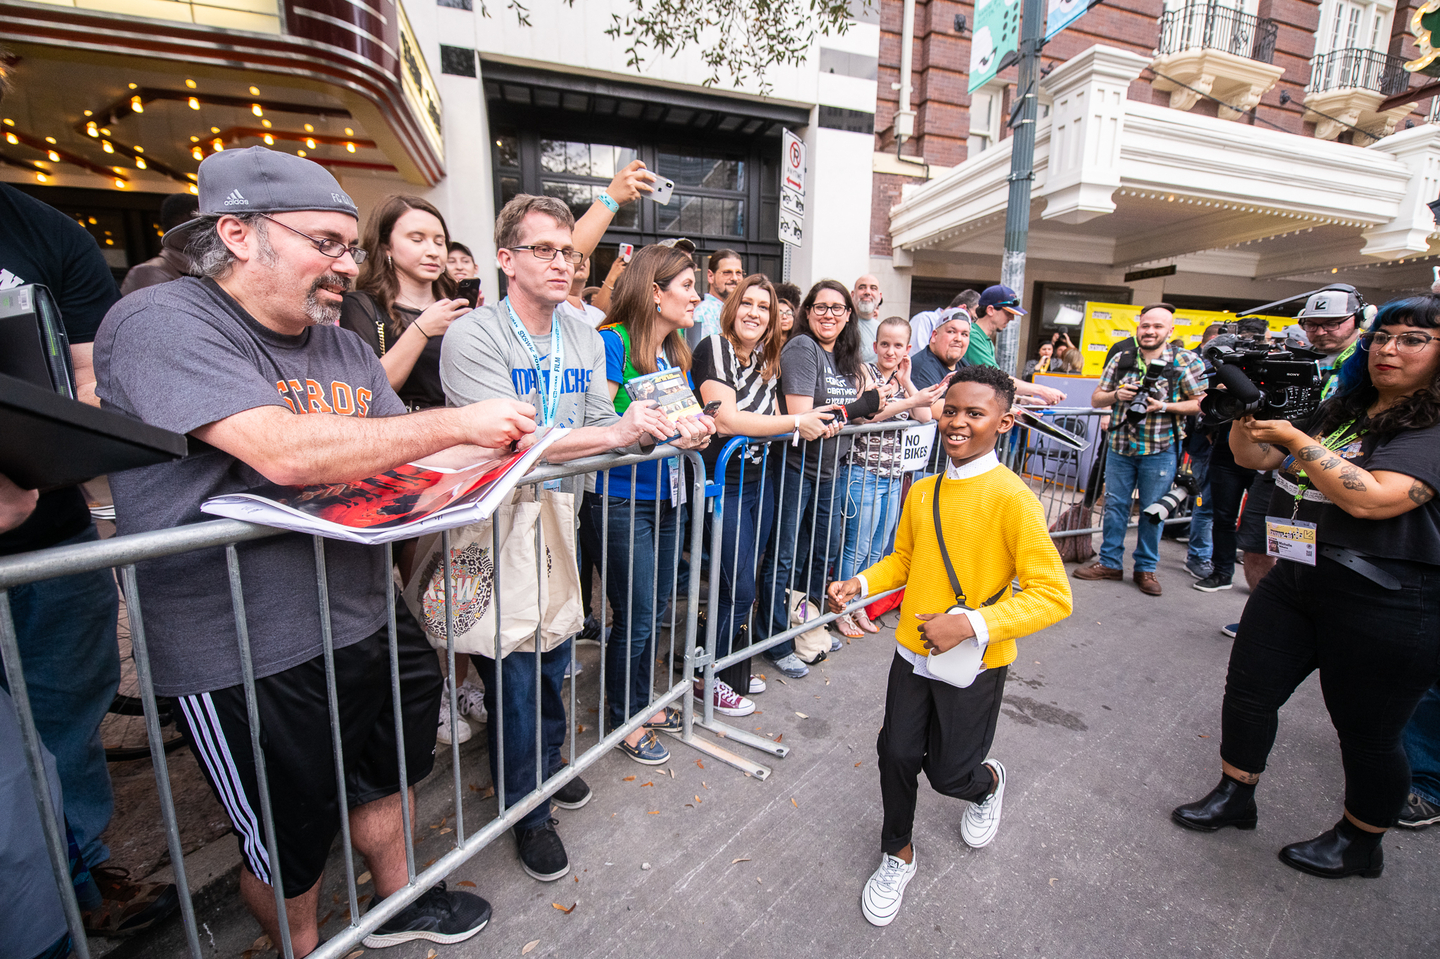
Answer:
[{"left": 1172, "top": 293, "right": 1440, "bottom": 880}]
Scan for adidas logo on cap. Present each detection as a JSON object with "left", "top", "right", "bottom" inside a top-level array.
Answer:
[{"left": 223, "top": 189, "right": 248, "bottom": 206}]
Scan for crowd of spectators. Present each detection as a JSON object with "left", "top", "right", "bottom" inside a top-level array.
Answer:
[{"left": 9, "top": 135, "right": 1439, "bottom": 957}]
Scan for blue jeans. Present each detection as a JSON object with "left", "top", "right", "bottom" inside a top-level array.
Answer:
[
  {"left": 711, "top": 476, "right": 776, "bottom": 669},
  {"left": 602, "top": 495, "right": 680, "bottom": 732},
  {"left": 758, "top": 466, "right": 842, "bottom": 658},
  {"left": 1100, "top": 449, "right": 1177, "bottom": 573},
  {"left": 2, "top": 526, "right": 120, "bottom": 867},
  {"left": 1403, "top": 682, "right": 1440, "bottom": 805},
  {"left": 469, "top": 640, "right": 572, "bottom": 832},
  {"left": 840, "top": 463, "right": 903, "bottom": 582},
  {"left": 1187, "top": 445, "right": 1213, "bottom": 566}
]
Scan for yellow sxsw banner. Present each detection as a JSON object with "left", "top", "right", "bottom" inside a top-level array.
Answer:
[{"left": 1078, "top": 303, "right": 1291, "bottom": 377}]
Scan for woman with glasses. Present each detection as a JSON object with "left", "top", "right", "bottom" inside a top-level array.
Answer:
[
  {"left": 1173, "top": 294, "right": 1440, "bottom": 880},
  {"left": 594, "top": 244, "right": 713, "bottom": 765},
  {"left": 693, "top": 275, "right": 837, "bottom": 714},
  {"left": 757, "top": 280, "right": 876, "bottom": 679}
]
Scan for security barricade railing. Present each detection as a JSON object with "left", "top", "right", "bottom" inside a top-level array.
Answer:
[
  {"left": 2, "top": 412, "right": 1203, "bottom": 956},
  {"left": 0, "top": 443, "right": 706, "bottom": 959}
]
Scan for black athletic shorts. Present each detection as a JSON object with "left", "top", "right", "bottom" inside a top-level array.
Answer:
[
  {"left": 176, "top": 598, "right": 442, "bottom": 898},
  {"left": 1237, "top": 472, "right": 1275, "bottom": 555}
]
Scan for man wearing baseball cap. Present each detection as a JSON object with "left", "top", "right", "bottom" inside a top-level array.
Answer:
[
  {"left": 966, "top": 285, "right": 1067, "bottom": 405},
  {"left": 94, "top": 147, "right": 533, "bottom": 954}
]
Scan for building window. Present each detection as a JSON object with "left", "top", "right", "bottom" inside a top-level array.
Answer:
[
  {"left": 968, "top": 82, "right": 1005, "bottom": 156},
  {"left": 1317, "top": 0, "right": 1393, "bottom": 54}
]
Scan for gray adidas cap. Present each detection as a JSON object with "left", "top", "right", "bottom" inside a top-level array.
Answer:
[{"left": 164, "top": 146, "right": 358, "bottom": 250}]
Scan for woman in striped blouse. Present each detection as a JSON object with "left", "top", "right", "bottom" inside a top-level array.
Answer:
[{"left": 693, "top": 275, "right": 836, "bottom": 715}]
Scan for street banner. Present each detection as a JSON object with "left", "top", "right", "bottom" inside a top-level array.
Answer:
[
  {"left": 1045, "top": 0, "right": 1089, "bottom": 41},
  {"left": 969, "top": 0, "right": 1021, "bottom": 93}
]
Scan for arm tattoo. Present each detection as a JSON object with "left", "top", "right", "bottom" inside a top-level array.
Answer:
[
  {"left": 1256, "top": 442, "right": 1272, "bottom": 454},
  {"left": 1339, "top": 464, "right": 1367, "bottom": 491},
  {"left": 1409, "top": 480, "right": 1436, "bottom": 506},
  {"left": 1319, "top": 455, "right": 1341, "bottom": 471},
  {"left": 1298, "top": 445, "right": 1327, "bottom": 462}
]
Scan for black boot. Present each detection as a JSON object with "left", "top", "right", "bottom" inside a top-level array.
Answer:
[
  {"left": 1279, "top": 817, "right": 1384, "bottom": 879},
  {"left": 1172, "top": 775, "right": 1258, "bottom": 832}
]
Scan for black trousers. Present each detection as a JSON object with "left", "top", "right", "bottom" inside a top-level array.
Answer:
[
  {"left": 877, "top": 652, "right": 1007, "bottom": 853},
  {"left": 1221, "top": 556, "right": 1440, "bottom": 827},
  {"left": 1206, "top": 438, "right": 1255, "bottom": 583}
]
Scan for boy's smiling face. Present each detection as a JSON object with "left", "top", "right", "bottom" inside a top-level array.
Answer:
[{"left": 939, "top": 380, "right": 1014, "bottom": 467}]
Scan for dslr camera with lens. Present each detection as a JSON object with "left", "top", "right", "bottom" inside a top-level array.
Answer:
[{"left": 1143, "top": 465, "right": 1202, "bottom": 526}]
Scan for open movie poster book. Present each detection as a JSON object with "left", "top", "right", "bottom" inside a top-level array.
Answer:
[{"left": 200, "top": 427, "right": 565, "bottom": 545}]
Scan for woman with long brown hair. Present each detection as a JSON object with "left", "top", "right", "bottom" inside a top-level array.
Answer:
[
  {"left": 340, "top": 195, "right": 471, "bottom": 412},
  {"left": 592, "top": 244, "right": 713, "bottom": 765}
]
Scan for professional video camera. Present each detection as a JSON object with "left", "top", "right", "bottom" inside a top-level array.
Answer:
[
  {"left": 1196, "top": 282, "right": 1372, "bottom": 424},
  {"left": 1143, "top": 466, "right": 1202, "bottom": 526},
  {"left": 1124, "top": 360, "right": 1168, "bottom": 425},
  {"left": 1198, "top": 333, "right": 1327, "bottom": 424}
]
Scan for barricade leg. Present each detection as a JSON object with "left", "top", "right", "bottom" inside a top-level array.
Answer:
[{"left": 0, "top": 590, "right": 92, "bottom": 959}]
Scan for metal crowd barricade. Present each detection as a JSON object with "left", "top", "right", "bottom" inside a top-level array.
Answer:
[
  {"left": 0, "top": 443, "right": 706, "bottom": 959},
  {"left": 684, "top": 421, "right": 921, "bottom": 778}
]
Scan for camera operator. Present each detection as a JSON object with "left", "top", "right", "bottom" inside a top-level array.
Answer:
[
  {"left": 1075, "top": 305, "right": 1206, "bottom": 596},
  {"left": 1173, "top": 293, "right": 1440, "bottom": 879},
  {"left": 1196, "top": 295, "right": 1367, "bottom": 602}
]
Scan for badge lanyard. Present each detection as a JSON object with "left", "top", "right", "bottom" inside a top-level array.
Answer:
[
  {"left": 653, "top": 351, "right": 686, "bottom": 507},
  {"left": 505, "top": 297, "right": 563, "bottom": 427},
  {"left": 1286, "top": 418, "right": 1364, "bottom": 518}
]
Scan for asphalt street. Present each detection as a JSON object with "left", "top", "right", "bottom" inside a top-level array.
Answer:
[{"left": 117, "top": 534, "right": 1440, "bottom": 959}]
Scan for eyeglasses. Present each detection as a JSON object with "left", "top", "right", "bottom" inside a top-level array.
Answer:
[
  {"left": 1360, "top": 330, "right": 1437, "bottom": 353},
  {"left": 258, "top": 213, "right": 367, "bottom": 263},
  {"left": 1299, "top": 317, "right": 1352, "bottom": 332},
  {"left": 810, "top": 303, "right": 849, "bottom": 316},
  {"left": 510, "top": 245, "right": 585, "bottom": 266}
]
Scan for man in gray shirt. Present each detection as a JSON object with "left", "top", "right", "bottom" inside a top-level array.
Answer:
[
  {"left": 441, "top": 193, "right": 712, "bottom": 885},
  {"left": 97, "top": 147, "right": 529, "bottom": 954}
]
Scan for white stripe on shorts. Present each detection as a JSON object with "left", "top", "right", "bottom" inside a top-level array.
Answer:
[{"left": 179, "top": 692, "right": 271, "bottom": 885}]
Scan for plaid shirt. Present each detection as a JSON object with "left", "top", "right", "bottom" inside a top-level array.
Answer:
[{"left": 1099, "top": 344, "right": 1206, "bottom": 456}]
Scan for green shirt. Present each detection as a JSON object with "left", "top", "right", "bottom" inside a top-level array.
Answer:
[{"left": 965, "top": 325, "right": 998, "bottom": 369}]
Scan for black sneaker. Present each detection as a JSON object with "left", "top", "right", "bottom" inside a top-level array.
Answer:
[
  {"left": 361, "top": 881, "right": 491, "bottom": 947},
  {"left": 515, "top": 818, "right": 570, "bottom": 880},
  {"left": 551, "top": 774, "right": 592, "bottom": 810},
  {"left": 1398, "top": 792, "right": 1440, "bottom": 829},
  {"left": 1192, "top": 573, "right": 1233, "bottom": 593}
]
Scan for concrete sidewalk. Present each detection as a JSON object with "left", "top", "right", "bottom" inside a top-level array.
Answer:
[{"left": 125, "top": 537, "right": 1440, "bottom": 958}]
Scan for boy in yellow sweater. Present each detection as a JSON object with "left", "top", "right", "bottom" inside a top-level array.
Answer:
[{"left": 828, "top": 365, "right": 1073, "bottom": 927}]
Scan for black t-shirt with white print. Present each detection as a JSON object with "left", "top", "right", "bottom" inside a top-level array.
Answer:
[
  {"left": 1267, "top": 413, "right": 1440, "bottom": 566},
  {"left": 691, "top": 334, "right": 779, "bottom": 479}
]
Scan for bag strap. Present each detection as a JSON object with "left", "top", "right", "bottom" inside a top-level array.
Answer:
[{"left": 932, "top": 476, "right": 1008, "bottom": 609}]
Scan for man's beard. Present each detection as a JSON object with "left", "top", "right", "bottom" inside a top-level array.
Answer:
[
  {"left": 857, "top": 296, "right": 879, "bottom": 316},
  {"left": 304, "top": 272, "right": 352, "bottom": 325}
]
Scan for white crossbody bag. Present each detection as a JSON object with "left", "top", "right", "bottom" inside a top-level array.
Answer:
[{"left": 925, "top": 479, "right": 1007, "bottom": 688}]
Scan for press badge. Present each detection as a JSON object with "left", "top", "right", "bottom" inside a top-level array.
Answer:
[{"left": 1265, "top": 517, "right": 1317, "bottom": 565}]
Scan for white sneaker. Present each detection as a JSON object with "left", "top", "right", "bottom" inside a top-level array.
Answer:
[
  {"left": 456, "top": 680, "right": 487, "bottom": 726},
  {"left": 860, "top": 849, "right": 917, "bottom": 926},
  {"left": 437, "top": 693, "right": 472, "bottom": 745},
  {"left": 960, "top": 759, "right": 1006, "bottom": 848},
  {"left": 748, "top": 674, "right": 766, "bottom": 695}
]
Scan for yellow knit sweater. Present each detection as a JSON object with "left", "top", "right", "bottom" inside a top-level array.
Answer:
[{"left": 860, "top": 468, "right": 1073, "bottom": 668}]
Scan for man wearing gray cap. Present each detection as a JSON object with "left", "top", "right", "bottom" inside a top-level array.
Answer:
[{"left": 94, "top": 147, "right": 528, "bottom": 954}]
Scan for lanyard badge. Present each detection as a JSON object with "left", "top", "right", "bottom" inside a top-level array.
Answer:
[{"left": 505, "top": 297, "right": 564, "bottom": 427}]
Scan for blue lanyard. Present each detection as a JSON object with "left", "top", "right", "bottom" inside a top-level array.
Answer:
[{"left": 505, "top": 297, "right": 563, "bottom": 426}]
